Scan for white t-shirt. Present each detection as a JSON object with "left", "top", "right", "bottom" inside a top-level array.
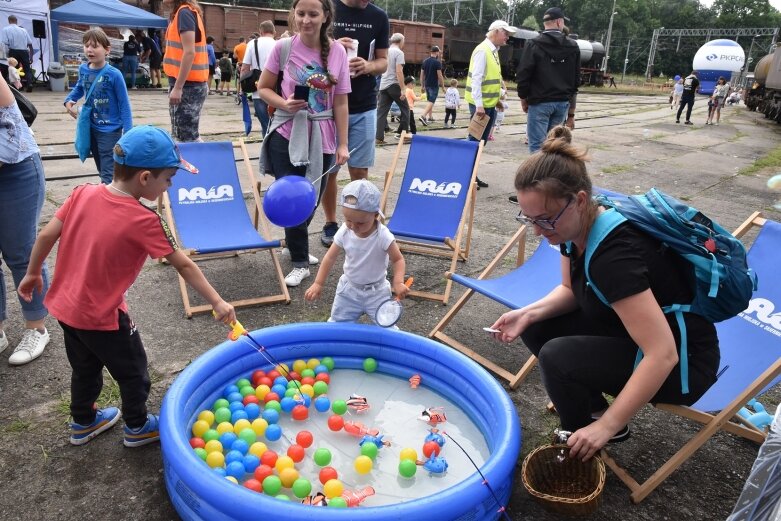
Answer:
[
  {"left": 379, "top": 45, "right": 405, "bottom": 91},
  {"left": 445, "top": 86, "right": 460, "bottom": 109},
  {"left": 334, "top": 221, "right": 396, "bottom": 285},
  {"left": 243, "top": 36, "right": 277, "bottom": 71}
]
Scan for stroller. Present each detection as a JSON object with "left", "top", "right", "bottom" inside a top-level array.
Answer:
[
  {"left": 110, "top": 58, "right": 152, "bottom": 89},
  {"left": 389, "top": 101, "right": 401, "bottom": 122}
]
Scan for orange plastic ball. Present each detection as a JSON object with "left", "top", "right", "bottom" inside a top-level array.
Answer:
[{"left": 327, "top": 415, "right": 344, "bottom": 431}]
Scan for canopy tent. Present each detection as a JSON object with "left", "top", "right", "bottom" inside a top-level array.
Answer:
[
  {"left": 50, "top": 0, "right": 168, "bottom": 60},
  {"left": 0, "top": 0, "right": 53, "bottom": 80}
]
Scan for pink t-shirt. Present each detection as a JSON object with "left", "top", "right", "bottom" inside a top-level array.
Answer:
[
  {"left": 45, "top": 184, "right": 177, "bottom": 330},
  {"left": 264, "top": 35, "right": 351, "bottom": 154}
]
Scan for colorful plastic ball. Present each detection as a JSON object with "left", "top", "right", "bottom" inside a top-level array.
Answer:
[
  {"left": 229, "top": 402, "right": 245, "bottom": 414},
  {"left": 272, "top": 375, "right": 288, "bottom": 387},
  {"left": 314, "top": 396, "right": 331, "bottom": 413},
  {"left": 258, "top": 376, "right": 273, "bottom": 388},
  {"left": 291, "top": 405, "right": 309, "bottom": 421},
  {"left": 287, "top": 444, "right": 306, "bottom": 463},
  {"left": 279, "top": 467, "right": 299, "bottom": 488},
  {"left": 262, "top": 475, "right": 282, "bottom": 496},
  {"left": 239, "top": 427, "right": 257, "bottom": 446},
  {"left": 193, "top": 447, "right": 207, "bottom": 461},
  {"left": 354, "top": 455, "right": 373, "bottom": 474},
  {"left": 260, "top": 450, "right": 278, "bottom": 468},
  {"left": 265, "top": 423, "right": 282, "bottom": 442},
  {"left": 275, "top": 494, "right": 291, "bottom": 501},
  {"left": 255, "top": 384, "right": 271, "bottom": 400},
  {"left": 328, "top": 497, "right": 347, "bottom": 508},
  {"left": 251, "top": 418, "right": 269, "bottom": 437},
  {"left": 231, "top": 439, "right": 249, "bottom": 455},
  {"left": 299, "top": 393, "right": 312, "bottom": 407},
  {"left": 275, "top": 455, "right": 295, "bottom": 473},
  {"left": 303, "top": 358, "right": 318, "bottom": 370},
  {"left": 244, "top": 403, "right": 261, "bottom": 421},
  {"left": 243, "top": 394, "right": 260, "bottom": 406},
  {"left": 215, "top": 421, "right": 233, "bottom": 436},
  {"left": 284, "top": 388, "right": 298, "bottom": 399},
  {"left": 206, "top": 450, "right": 225, "bottom": 468},
  {"left": 223, "top": 384, "right": 240, "bottom": 398},
  {"left": 327, "top": 415, "right": 344, "bottom": 431},
  {"left": 225, "top": 450, "right": 244, "bottom": 465},
  {"left": 399, "top": 459, "right": 417, "bottom": 478},
  {"left": 399, "top": 447, "right": 418, "bottom": 461},
  {"left": 314, "top": 364, "right": 328, "bottom": 375},
  {"left": 296, "top": 431, "right": 314, "bottom": 448},
  {"left": 225, "top": 476, "right": 239, "bottom": 485},
  {"left": 214, "top": 407, "right": 232, "bottom": 425},
  {"left": 292, "top": 478, "right": 312, "bottom": 499},
  {"left": 254, "top": 464, "right": 274, "bottom": 483},
  {"left": 231, "top": 410, "right": 249, "bottom": 423},
  {"left": 361, "top": 443, "right": 378, "bottom": 460},
  {"left": 301, "top": 376, "right": 315, "bottom": 387},
  {"left": 319, "top": 466, "right": 338, "bottom": 485},
  {"left": 197, "top": 410, "right": 216, "bottom": 425},
  {"left": 212, "top": 398, "right": 230, "bottom": 411},
  {"left": 297, "top": 384, "right": 313, "bottom": 398},
  {"left": 227, "top": 392, "right": 244, "bottom": 404},
  {"left": 320, "top": 356, "right": 335, "bottom": 371},
  {"left": 287, "top": 371, "right": 301, "bottom": 382},
  {"left": 292, "top": 359, "right": 307, "bottom": 374},
  {"left": 301, "top": 368, "right": 316, "bottom": 379},
  {"left": 265, "top": 400, "right": 282, "bottom": 413},
  {"left": 243, "top": 454, "right": 261, "bottom": 473},
  {"left": 243, "top": 478, "right": 263, "bottom": 493},
  {"left": 251, "top": 369, "right": 266, "bottom": 385},
  {"left": 267, "top": 369, "right": 281, "bottom": 381},
  {"left": 202, "top": 429, "right": 219, "bottom": 443},
  {"left": 331, "top": 400, "right": 347, "bottom": 415},
  {"left": 315, "top": 372, "right": 330, "bottom": 384},
  {"left": 226, "top": 460, "right": 245, "bottom": 479},
  {"left": 275, "top": 361, "right": 290, "bottom": 373},
  {"left": 280, "top": 397, "right": 296, "bottom": 413},
  {"left": 239, "top": 386, "right": 255, "bottom": 398},
  {"left": 233, "top": 419, "right": 251, "bottom": 434},
  {"left": 189, "top": 437, "right": 206, "bottom": 449},
  {"left": 264, "top": 392, "right": 281, "bottom": 405},
  {"left": 363, "top": 357, "right": 378, "bottom": 373},
  {"left": 213, "top": 467, "right": 227, "bottom": 477},
  {"left": 236, "top": 377, "right": 251, "bottom": 388},
  {"left": 262, "top": 409, "right": 280, "bottom": 425},
  {"left": 313, "top": 448, "right": 332, "bottom": 467},
  {"left": 271, "top": 384, "right": 287, "bottom": 397},
  {"left": 323, "top": 479, "right": 344, "bottom": 499},
  {"left": 286, "top": 379, "right": 299, "bottom": 390},
  {"left": 312, "top": 381, "right": 328, "bottom": 396},
  {"left": 204, "top": 439, "right": 223, "bottom": 454},
  {"left": 422, "top": 440, "right": 441, "bottom": 458},
  {"left": 248, "top": 441, "right": 268, "bottom": 457}
]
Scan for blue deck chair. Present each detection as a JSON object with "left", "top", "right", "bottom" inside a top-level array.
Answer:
[
  {"left": 601, "top": 212, "right": 781, "bottom": 503},
  {"left": 429, "top": 225, "right": 560, "bottom": 388},
  {"left": 159, "top": 141, "right": 290, "bottom": 317},
  {"left": 379, "top": 133, "right": 483, "bottom": 304}
]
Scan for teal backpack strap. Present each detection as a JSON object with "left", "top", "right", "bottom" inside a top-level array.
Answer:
[{"left": 584, "top": 208, "right": 626, "bottom": 306}]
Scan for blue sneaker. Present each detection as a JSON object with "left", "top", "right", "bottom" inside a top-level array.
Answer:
[
  {"left": 123, "top": 413, "right": 160, "bottom": 447},
  {"left": 70, "top": 407, "right": 122, "bottom": 446}
]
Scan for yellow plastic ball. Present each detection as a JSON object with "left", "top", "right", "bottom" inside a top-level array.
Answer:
[
  {"left": 300, "top": 384, "right": 315, "bottom": 398},
  {"left": 251, "top": 418, "right": 269, "bottom": 437},
  {"left": 354, "top": 455, "right": 373, "bottom": 475},
  {"left": 292, "top": 359, "right": 307, "bottom": 374},
  {"left": 197, "top": 410, "right": 215, "bottom": 426},
  {"left": 233, "top": 419, "right": 252, "bottom": 434},
  {"left": 275, "top": 455, "right": 295, "bottom": 473},
  {"left": 191, "top": 420, "right": 210, "bottom": 438},
  {"left": 399, "top": 447, "right": 418, "bottom": 461},
  {"left": 275, "top": 363, "right": 290, "bottom": 375},
  {"left": 225, "top": 476, "right": 239, "bottom": 484},
  {"left": 206, "top": 450, "right": 225, "bottom": 468},
  {"left": 306, "top": 358, "right": 321, "bottom": 370},
  {"left": 216, "top": 422, "right": 235, "bottom": 435},
  {"left": 204, "top": 440, "right": 223, "bottom": 454},
  {"left": 255, "top": 384, "right": 271, "bottom": 400},
  {"left": 248, "top": 441, "right": 268, "bottom": 457},
  {"left": 323, "top": 479, "right": 344, "bottom": 499},
  {"left": 279, "top": 467, "right": 299, "bottom": 488}
]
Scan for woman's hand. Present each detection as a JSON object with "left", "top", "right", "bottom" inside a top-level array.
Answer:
[
  {"left": 335, "top": 144, "right": 350, "bottom": 166},
  {"left": 283, "top": 93, "right": 308, "bottom": 113},
  {"left": 65, "top": 101, "right": 78, "bottom": 119},
  {"left": 489, "top": 308, "right": 533, "bottom": 343},
  {"left": 566, "top": 419, "right": 615, "bottom": 461}
]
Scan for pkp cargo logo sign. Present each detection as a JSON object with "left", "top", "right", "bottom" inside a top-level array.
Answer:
[{"left": 706, "top": 53, "right": 743, "bottom": 62}]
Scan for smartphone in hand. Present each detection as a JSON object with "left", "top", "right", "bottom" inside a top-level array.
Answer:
[{"left": 294, "top": 84, "right": 310, "bottom": 101}]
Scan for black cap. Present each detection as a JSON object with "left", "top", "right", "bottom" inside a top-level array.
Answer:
[
  {"left": 431, "top": 45, "right": 440, "bottom": 52},
  {"left": 543, "top": 7, "right": 570, "bottom": 22}
]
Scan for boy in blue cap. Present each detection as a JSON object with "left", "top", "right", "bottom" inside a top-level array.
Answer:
[{"left": 18, "top": 126, "right": 236, "bottom": 447}]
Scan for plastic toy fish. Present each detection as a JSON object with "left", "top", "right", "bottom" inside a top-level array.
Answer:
[
  {"left": 418, "top": 406, "right": 447, "bottom": 425},
  {"left": 359, "top": 434, "right": 390, "bottom": 448},
  {"left": 417, "top": 454, "right": 449, "bottom": 475},
  {"left": 346, "top": 394, "right": 370, "bottom": 412},
  {"left": 341, "top": 486, "right": 375, "bottom": 507},
  {"left": 424, "top": 428, "right": 446, "bottom": 447},
  {"left": 343, "top": 421, "right": 380, "bottom": 438},
  {"left": 301, "top": 492, "right": 328, "bottom": 506},
  {"left": 408, "top": 374, "right": 421, "bottom": 389}
]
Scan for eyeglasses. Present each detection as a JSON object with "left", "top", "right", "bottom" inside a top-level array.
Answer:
[{"left": 515, "top": 198, "right": 573, "bottom": 230}]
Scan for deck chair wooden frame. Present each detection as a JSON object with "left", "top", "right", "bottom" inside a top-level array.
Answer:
[
  {"left": 601, "top": 211, "right": 781, "bottom": 503},
  {"left": 159, "top": 140, "right": 290, "bottom": 317},
  {"left": 380, "top": 131, "right": 483, "bottom": 304}
]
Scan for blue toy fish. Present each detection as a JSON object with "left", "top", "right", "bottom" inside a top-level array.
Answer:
[
  {"left": 359, "top": 434, "right": 390, "bottom": 448},
  {"left": 417, "top": 454, "right": 448, "bottom": 475},
  {"left": 424, "top": 428, "right": 446, "bottom": 447}
]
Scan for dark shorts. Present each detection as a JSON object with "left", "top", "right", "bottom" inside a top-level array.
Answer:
[
  {"left": 425, "top": 87, "right": 439, "bottom": 103},
  {"left": 220, "top": 72, "right": 231, "bottom": 82},
  {"left": 149, "top": 56, "right": 162, "bottom": 69}
]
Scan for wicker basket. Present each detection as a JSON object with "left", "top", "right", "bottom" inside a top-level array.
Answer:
[{"left": 522, "top": 444, "right": 606, "bottom": 516}]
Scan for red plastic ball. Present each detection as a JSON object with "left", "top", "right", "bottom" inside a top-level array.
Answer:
[
  {"left": 327, "top": 415, "right": 344, "bottom": 432},
  {"left": 243, "top": 478, "right": 263, "bottom": 493},
  {"left": 422, "top": 441, "right": 441, "bottom": 458},
  {"left": 287, "top": 444, "right": 306, "bottom": 463},
  {"left": 267, "top": 370, "right": 281, "bottom": 381},
  {"left": 319, "top": 466, "right": 338, "bottom": 485},
  {"left": 259, "top": 376, "right": 273, "bottom": 388},
  {"left": 263, "top": 392, "right": 281, "bottom": 404},
  {"left": 260, "top": 450, "right": 278, "bottom": 468},
  {"left": 296, "top": 431, "right": 314, "bottom": 448},
  {"left": 292, "top": 405, "right": 309, "bottom": 421},
  {"left": 243, "top": 395, "right": 260, "bottom": 406},
  {"left": 251, "top": 370, "right": 266, "bottom": 385},
  {"left": 301, "top": 377, "right": 315, "bottom": 386},
  {"left": 314, "top": 373, "right": 330, "bottom": 384},
  {"left": 287, "top": 371, "right": 301, "bottom": 382},
  {"left": 189, "top": 437, "right": 205, "bottom": 449},
  {"left": 254, "top": 464, "right": 274, "bottom": 482}
]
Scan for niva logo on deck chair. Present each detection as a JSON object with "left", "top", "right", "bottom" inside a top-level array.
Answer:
[
  {"left": 408, "top": 178, "right": 462, "bottom": 198},
  {"left": 178, "top": 185, "right": 234, "bottom": 204},
  {"left": 739, "top": 298, "right": 781, "bottom": 337}
]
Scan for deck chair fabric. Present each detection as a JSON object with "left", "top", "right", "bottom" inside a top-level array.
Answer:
[
  {"left": 380, "top": 134, "right": 483, "bottom": 304},
  {"left": 162, "top": 141, "right": 289, "bottom": 316}
]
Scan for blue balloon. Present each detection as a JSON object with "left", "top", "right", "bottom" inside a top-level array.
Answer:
[
  {"left": 263, "top": 175, "right": 317, "bottom": 228},
  {"left": 674, "top": 75, "right": 681, "bottom": 81}
]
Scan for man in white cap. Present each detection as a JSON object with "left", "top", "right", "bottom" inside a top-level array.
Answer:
[{"left": 464, "top": 19, "right": 517, "bottom": 189}]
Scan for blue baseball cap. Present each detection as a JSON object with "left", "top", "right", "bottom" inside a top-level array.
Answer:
[{"left": 113, "top": 125, "right": 198, "bottom": 173}]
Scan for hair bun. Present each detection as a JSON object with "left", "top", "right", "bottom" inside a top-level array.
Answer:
[{"left": 538, "top": 125, "right": 589, "bottom": 162}]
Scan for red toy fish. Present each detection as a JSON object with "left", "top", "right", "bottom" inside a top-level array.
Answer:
[
  {"left": 409, "top": 374, "right": 421, "bottom": 389},
  {"left": 418, "top": 407, "right": 447, "bottom": 425},
  {"left": 346, "top": 394, "right": 370, "bottom": 413},
  {"left": 343, "top": 421, "right": 380, "bottom": 438},
  {"left": 341, "top": 486, "right": 375, "bottom": 507}
]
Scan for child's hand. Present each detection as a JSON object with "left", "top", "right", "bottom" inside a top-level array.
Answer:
[
  {"left": 65, "top": 101, "right": 78, "bottom": 119},
  {"left": 284, "top": 93, "right": 308, "bottom": 113},
  {"left": 17, "top": 273, "right": 43, "bottom": 303},
  {"left": 393, "top": 280, "right": 410, "bottom": 300},
  {"left": 212, "top": 300, "right": 236, "bottom": 325},
  {"left": 304, "top": 283, "right": 322, "bottom": 302}
]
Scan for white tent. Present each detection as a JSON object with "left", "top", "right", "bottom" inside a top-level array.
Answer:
[{"left": 0, "top": 0, "right": 53, "bottom": 79}]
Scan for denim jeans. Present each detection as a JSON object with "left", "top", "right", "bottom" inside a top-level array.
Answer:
[
  {"left": 526, "top": 101, "right": 570, "bottom": 153},
  {"left": 0, "top": 153, "right": 49, "bottom": 322},
  {"left": 122, "top": 55, "right": 138, "bottom": 88},
  {"left": 252, "top": 96, "right": 270, "bottom": 137},
  {"left": 90, "top": 128, "right": 122, "bottom": 184},
  {"left": 265, "top": 131, "right": 332, "bottom": 267},
  {"left": 467, "top": 104, "right": 497, "bottom": 144}
]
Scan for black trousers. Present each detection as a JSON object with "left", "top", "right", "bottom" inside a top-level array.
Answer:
[
  {"left": 521, "top": 309, "right": 719, "bottom": 431},
  {"left": 60, "top": 310, "right": 150, "bottom": 429},
  {"left": 401, "top": 109, "right": 417, "bottom": 134},
  {"left": 677, "top": 97, "right": 694, "bottom": 122},
  {"left": 9, "top": 49, "right": 31, "bottom": 89},
  {"left": 445, "top": 108, "right": 456, "bottom": 125},
  {"left": 376, "top": 83, "right": 409, "bottom": 139}
]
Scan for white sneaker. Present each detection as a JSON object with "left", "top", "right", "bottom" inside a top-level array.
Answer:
[
  {"left": 8, "top": 328, "right": 49, "bottom": 365},
  {"left": 285, "top": 267, "right": 311, "bottom": 287},
  {"left": 0, "top": 331, "right": 8, "bottom": 354},
  {"left": 279, "top": 248, "right": 319, "bottom": 265}
]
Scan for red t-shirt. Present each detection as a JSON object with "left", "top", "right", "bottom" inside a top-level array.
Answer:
[{"left": 45, "top": 184, "right": 177, "bottom": 330}]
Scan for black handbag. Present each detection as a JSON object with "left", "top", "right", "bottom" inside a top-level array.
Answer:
[
  {"left": 239, "top": 37, "right": 261, "bottom": 93},
  {"left": 10, "top": 85, "right": 37, "bottom": 126}
]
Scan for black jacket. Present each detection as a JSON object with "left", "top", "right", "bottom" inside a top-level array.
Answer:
[{"left": 516, "top": 31, "right": 580, "bottom": 105}]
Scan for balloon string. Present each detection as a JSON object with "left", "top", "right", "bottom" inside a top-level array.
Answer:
[
  {"left": 310, "top": 147, "right": 358, "bottom": 186},
  {"left": 443, "top": 432, "right": 512, "bottom": 521}
]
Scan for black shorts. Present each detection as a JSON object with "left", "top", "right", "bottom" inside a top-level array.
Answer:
[
  {"left": 149, "top": 55, "right": 162, "bottom": 69},
  {"left": 220, "top": 72, "right": 232, "bottom": 82}
]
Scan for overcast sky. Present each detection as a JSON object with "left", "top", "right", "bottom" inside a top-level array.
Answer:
[{"left": 699, "top": 0, "right": 781, "bottom": 9}]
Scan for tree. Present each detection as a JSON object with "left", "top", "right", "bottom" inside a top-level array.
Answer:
[
  {"left": 521, "top": 14, "right": 539, "bottom": 30},
  {"left": 712, "top": 0, "right": 781, "bottom": 28}
]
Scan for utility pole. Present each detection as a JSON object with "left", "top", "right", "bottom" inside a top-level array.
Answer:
[
  {"left": 621, "top": 39, "right": 631, "bottom": 84},
  {"left": 602, "top": 0, "right": 617, "bottom": 73}
]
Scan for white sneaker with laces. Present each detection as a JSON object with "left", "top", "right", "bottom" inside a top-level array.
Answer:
[
  {"left": 279, "top": 248, "right": 319, "bottom": 265},
  {"left": 0, "top": 331, "right": 8, "bottom": 354},
  {"left": 285, "top": 267, "right": 311, "bottom": 287},
  {"left": 8, "top": 328, "right": 49, "bottom": 365}
]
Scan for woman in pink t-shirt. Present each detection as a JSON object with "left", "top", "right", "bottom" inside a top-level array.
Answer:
[{"left": 258, "top": 0, "right": 350, "bottom": 288}]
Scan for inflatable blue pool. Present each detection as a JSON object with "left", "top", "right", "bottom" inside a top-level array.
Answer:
[{"left": 161, "top": 323, "right": 521, "bottom": 520}]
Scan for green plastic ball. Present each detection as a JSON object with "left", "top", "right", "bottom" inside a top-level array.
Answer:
[
  {"left": 360, "top": 443, "right": 378, "bottom": 460},
  {"left": 328, "top": 497, "right": 347, "bottom": 508},
  {"left": 399, "top": 459, "right": 417, "bottom": 478},
  {"left": 262, "top": 475, "right": 282, "bottom": 496},
  {"left": 212, "top": 398, "right": 230, "bottom": 412},
  {"left": 287, "top": 380, "right": 299, "bottom": 389},
  {"left": 321, "top": 356, "right": 335, "bottom": 371},
  {"left": 265, "top": 400, "right": 282, "bottom": 412},
  {"left": 239, "top": 427, "right": 257, "bottom": 445},
  {"left": 214, "top": 407, "right": 232, "bottom": 424},
  {"left": 313, "top": 447, "right": 332, "bottom": 466},
  {"left": 292, "top": 478, "right": 312, "bottom": 498},
  {"left": 312, "top": 381, "right": 328, "bottom": 396},
  {"left": 331, "top": 400, "right": 347, "bottom": 415},
  {"left": 275, "top": 494, "right": 291, "bottom": 501},
  {"left": 202, "top": 429, "right": 220, "bottom": 443},
  {"left": 236, "top": 378, "right": 251, "bottom": 389},
  {"left": 363, "top": 357, "right": 378, "bottom": 373},
  {"left": 284, "top": 388, "right": 298, "bottom": 398},
  {"left": 301, "top": 368, "right": 315, "bottom": 379},
  {"left": 239, "top": 386, "right": 255, "bottom": 397},
  {"left": 194, "top": 447, "right": 207, "bottom": 461}
]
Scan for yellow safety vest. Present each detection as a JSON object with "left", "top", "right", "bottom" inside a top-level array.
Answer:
[
  {"left": 465, "top": 40, "right": 501, "bottom": 108},
  {"left": 163, "top": 5, "right": 209, "bottom": 83}
]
